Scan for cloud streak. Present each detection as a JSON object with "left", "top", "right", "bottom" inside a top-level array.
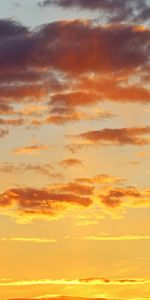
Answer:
[
  {"left": 1, "top": 277, "right": 150, "bottom": 287},
  {"left": 0, "top": 236, "right": 56, "bottom": 244}
]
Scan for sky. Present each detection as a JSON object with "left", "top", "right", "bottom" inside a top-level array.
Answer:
[{"left": 0, "top": 0, "right": 150, "bottom": 300}]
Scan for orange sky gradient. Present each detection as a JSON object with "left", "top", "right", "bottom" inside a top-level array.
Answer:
[{"left": 0, "top": 0, "right": 150, "bottom": 300}]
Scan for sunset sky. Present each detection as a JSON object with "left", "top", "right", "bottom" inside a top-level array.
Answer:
[{"left": 0, "top": 1, "right": 150, "bottom": 300}]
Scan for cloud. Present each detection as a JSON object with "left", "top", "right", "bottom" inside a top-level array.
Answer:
[
  {"left": 0, "top": 162, "right": 62, "bottom": 179},
  {"left": 75, "top": 174, "right": 123, "bottom": 184},
  {"left": 8, "top": 299, "right": 112, "bottom": 300},
  {"left": 0, "top": 19, "right": 28, "bottom": 39},
  {"left": 0, "top": 19, "right": 150, "bottom": 129},
  {"left": 1, "top": 276, "right": 150, "bottom": 288},
  {"left": 0, "top": 236, "right": 56, "bottom": 244},
  {"left": 43, "top": 108, "right": 114, "bottom": 125},
  {"left": 0, "top": 128, "right": 9, "bottom": 138},
  {"left": 12, "top": 144, "right": 49, "bottom": 155},
  {"left": 0, "top": 19, "right": 149, "bottom": 81},
  {"left": 0, "top": 102, "right": 14, "bottom": 115},
  {"left": 60, "top": 158, "right": 83, "bottom": 167},
  {"left": 72, "top": 126, "right": 150, "bottom": 147},
  {"left": 0, "top": 185, "right": 92, "bottom": 222},
  {"left": 0, "top": 174, "right": 149, "bottom": 221},
  {"left": 38, "top": 0, "right": 150, "bottom": 25},
  {"left": 57, "top": 182, "right": 94, "bottom": 195},
  {"left": 74, "top": 75, "right": 150, "bottom": 105},
  {"left": 0, "top": 118, "right": 24, "bottom": 126},
  {"left": 6, "top": 234, "right": 150, "bottom": 244},
  {"left": 99, "top": 186, "right": 150, "bottom": 209},
  {"left": 84, "top": 235, "right": 150, "bottom": 241},
  {"left": 8, "top": 297, "right": 115, "bottom": 300}
]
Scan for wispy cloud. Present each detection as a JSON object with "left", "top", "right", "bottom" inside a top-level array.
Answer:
[
  {"left": 1, "top": 276, "right": 150, "bottom": 287},
  {"left": 0, "top": 236, "right": 56, "bottom": 244},
  {"left": 83, "top": 235, "right": 150, "bottom": 241},
  {"left": 13, "top": 144, "right": 49, "bottom": 155}
]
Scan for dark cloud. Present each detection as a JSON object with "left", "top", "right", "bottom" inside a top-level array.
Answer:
[
  {"left": 0, "top": 19, "right": 149, "bottom": 129},
  {"left": 0, "top": 19, "right": 28, "bottom": 39},
  {"left": 0, "top": 19, "right": 149, "bottom": 128},
  {"left": 0, "top": 19, "right": 149, "bottom": 77}
]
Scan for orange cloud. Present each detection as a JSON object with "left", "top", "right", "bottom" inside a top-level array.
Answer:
[
  {"left": 73, "top": 126, "right": 150, "bottom": 147},
  {"left": 0, "top": 118, "right": 24, "bottom": 126},
  {"left": 0, "top": 19, "right": 149, "bottom": 131},
  {"left": 0, "top": 19, "right": 149, "bottom": 90},
  {"left": 60, "top": 158, "right": 83, "bottom": 167},
  {"left": 99, "top": 186, "right": 150, "bottom": 209},
  {"left": 0, "top": 162, "right": 62, "bottom": 179},
  {"left": 75, "top": 174, "right": 123, "bottom": 184},
  {"left": 0, "top": 172, "right": 149, "bottom": 221},
  {"left": 31, "top": 107, "right": 115, "bottom": 125},
  {"left": 13, "top": 144, "right": 49, "bottom": 155},
  {"left": 57, "top": 182, "right": 94, "bottom": 195},
  {"left": 75, "top": 75, "right": 150, "bottom": 105},
  {"left": 0, "top": 186, "right": 92, "bottom": 222}
]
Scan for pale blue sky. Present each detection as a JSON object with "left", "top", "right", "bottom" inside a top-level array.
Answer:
[{"left": 0, "top": 0, "right": 98, "bottom": 27}]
